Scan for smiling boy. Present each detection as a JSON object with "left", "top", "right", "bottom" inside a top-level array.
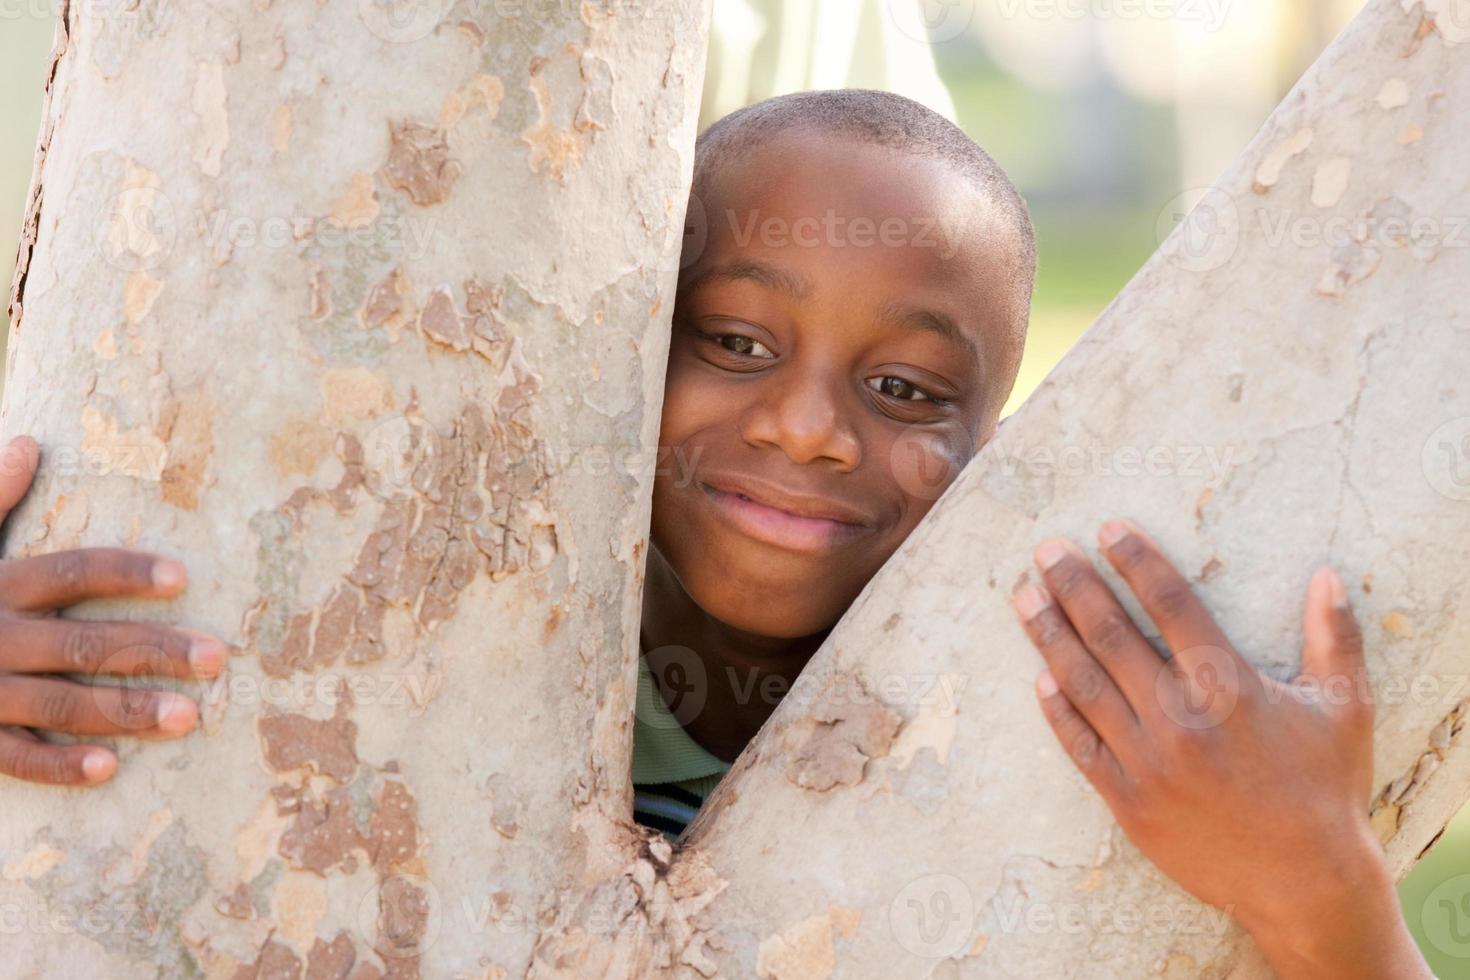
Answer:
[{"left": 0, "top": 90, "right": 1437, "bottom": 977}]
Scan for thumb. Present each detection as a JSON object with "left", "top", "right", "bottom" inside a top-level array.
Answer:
[
  {"left": 1296, "top": 565, "right": 1370, "bottom": 712},
  {"left": 0, "top": 436, "right": 40, "bottom": 523}
]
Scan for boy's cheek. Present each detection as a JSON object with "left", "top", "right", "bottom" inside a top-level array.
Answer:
[{"left": 880, "top": 425, "right": 975, "bottom": 509}]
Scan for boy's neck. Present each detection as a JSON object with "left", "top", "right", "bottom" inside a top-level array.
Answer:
[{"left": 640, "top": 545, "right": 828, "bottom": 763}]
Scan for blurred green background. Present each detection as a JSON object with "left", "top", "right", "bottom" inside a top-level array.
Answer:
[{"left": 3, "top": 3, "right": 1468, "bottom": 972}]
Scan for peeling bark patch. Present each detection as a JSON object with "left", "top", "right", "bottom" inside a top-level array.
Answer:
[
  {"left": 2, "top": 843, "right": 65, "bottom": 881},
  {"left": 321, "top": 367, "right": 393, "bottom": 428},
  {"left": 1382, "top": 609, "right": 1415, "bottom": 638},
  {"left": 1252, "top": 127, "right": 1313, "bottom": 193},
  {"left": 123, "top": 269, "right": 164, "bottom": 324},
  {"left": 269, "top": 413, "right": 334, "bottom": 478},
  {"left": 258, "top": 691, "right": 360, "bottom": 782},
  {"left": 1408, "top": 0, "right": 1470, "bottom": 45},
  {"left": 157, "top": 386, "right": 216, "bottom": 511},
  {"left": 331, "top": 173, "right": 381, "bottom": 230},
  {"left": 8, "top": 2, "right": 73, "bottom": 329},
  {"left": 1314, "top": 242, "right": 1381, "bottom": 297},
  {"left": 191, "top": 61, "right": 230, "bottom": 177},
  {"left": 1399, "top": 123, "right": 1424, "bottom": 144},
  {"left": 785, "top": 677, "right": 903, "bottom": 791},
  {"left": 438, "top": 73, "right": 504, "bottom": 130},
  {"left": 528, "top": 835, "right": 729, "bottom": 978},
  {"left": 82, "top": 404, "right": 168, "bottom": 481},
  {"left": 1309, "top": 156, "right": 1352, "bottom": 208},
  {"left": 520, "top": 53, "right": 598, "bottom": 182},
  {"left": 360, "top": 268, "right": 415, "bottom": 340},
  {"left": 1376, "top": 77, "right": 1411, "bottom": 108},
  {"left": 756, "top": 906, "right": 861, "bottom": 980},
  {"left": 383, "top": 121, "right": 462, "bottom": 205},
  {"left": 273, "top": 103, "right": 294, "bottom": 155},
  {"left": 417, "top": 280, "right": 510, "bottom": 362},
  {"left": 1372, "top": 701, "right": 1466, "bottom": 841}
]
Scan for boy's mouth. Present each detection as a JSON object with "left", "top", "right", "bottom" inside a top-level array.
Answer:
[{"left": 696, "top": 474, "right": 874, "bottom": 554}]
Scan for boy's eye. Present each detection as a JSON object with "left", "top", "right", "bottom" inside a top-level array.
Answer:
[
  {"left": 717, "top": 334, "right": 775, "bottom": 359},
  {"left": 866, "top": 375, "right": 934, "bottom": 402}
]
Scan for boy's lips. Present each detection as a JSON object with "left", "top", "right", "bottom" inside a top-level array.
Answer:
[{"left": 696, "top": 475, "right": 875, "bottom": 553}]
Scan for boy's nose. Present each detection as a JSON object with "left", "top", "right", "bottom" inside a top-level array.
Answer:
[{"left": 738, "top": 372, "right": 861, "bottom": 471}]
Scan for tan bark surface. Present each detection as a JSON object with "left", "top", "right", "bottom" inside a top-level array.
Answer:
[
  {"left": 2, "top": 2, "right": 710, "bottom": 977},
  {"left": 682, "top": 1, "right": 1470, "bottom": 976}
]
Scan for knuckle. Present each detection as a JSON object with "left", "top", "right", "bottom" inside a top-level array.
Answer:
[
  {"left": 1031, "top": 607, "right": 1069, "bottom": 647},
  {"left": 1089, "top": 612, "right": 1132, "bottom": 656},
  {"left": 1068, "top": 725, "right": 1100, "bottom": 766},
  {"left": 1047, "top": 563, "right": 1087, "bottom": 600},
  {"left": 1066, "top": 664, "right": 1106, "bottom": 705},
  {"left": 36, "top": 690, "right": 79, "bottom": 730},
  {"left": 62, "top": 624, "right": 110, "bottom": 673},
  {"left": 1148, "top": 580, "right": 1194, "bottom": 620},
  {"left": 51, "top": 551, "right": 90, "bottom": 592}
]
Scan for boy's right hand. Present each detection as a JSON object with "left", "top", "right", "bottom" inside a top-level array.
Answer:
[{"left": 0, "top": 435, "right": 227, "bottom": 787}]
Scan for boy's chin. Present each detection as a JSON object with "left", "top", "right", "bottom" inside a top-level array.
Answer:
[{"left": 685, "top": 566, "right": 853, "bottom": 640}]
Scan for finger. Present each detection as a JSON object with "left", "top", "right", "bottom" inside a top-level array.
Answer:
[
  {"left": 1035, "top": 670, "right": 1128, "bottom": 804},
  {"left": 0, "top": 725, "right": 116, "bottom": 786},
  {"left": 1297, "top": 565, "right": 1370, "bottom": 714},
  {"left": 1031, "top": 536, "right": 1171, "bottom": 713},
  {"left": 0, "top": 619, "right": 228, "bottom": 680},
  {"left": 0, "top": 436, "right": 40, "bottom": 525},
  {"left": 0, "top": 675, "right": 198, "bottom": 738},
  {"left": 1013, "top": 579, "right": 1140, "bottom": 754},
  {"left": 0, "top": 548, "right": 187, "bottom": 612},
  {"left": 1095, "top": 520, "right": 1245, "bottom": 675}
]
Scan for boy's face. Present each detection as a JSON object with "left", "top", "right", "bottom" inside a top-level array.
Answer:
[{"left": 652, "top": 131, "right": 1026, "bottom": 639}]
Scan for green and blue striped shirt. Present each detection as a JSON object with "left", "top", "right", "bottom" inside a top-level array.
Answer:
[{"left": 631, "top": 649, "right": 732, "bottom": 840}]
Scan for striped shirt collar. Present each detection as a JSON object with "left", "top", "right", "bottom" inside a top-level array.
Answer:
[{"left": 632, "top": 649, "right": 733, "bottom": 785}]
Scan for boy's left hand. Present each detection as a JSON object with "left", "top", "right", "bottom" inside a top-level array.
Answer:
[{"left": 1010, "top": 519, "right": 1422, "bottom": 975}]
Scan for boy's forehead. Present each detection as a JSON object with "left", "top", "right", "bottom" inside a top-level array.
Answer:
[
  {"left": 706, "top": 131, "right": 978, "bottom": 229},
  {"left": 686, "top": 132, "right": 1023, "bottom": 336}
]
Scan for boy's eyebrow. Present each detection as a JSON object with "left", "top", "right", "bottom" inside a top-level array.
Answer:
[
  {"left": 679, "top": 259, "right": 813, "bottom": 301},
  {"left": 880, "top": 302, "right": 978, "bottom": 359}
]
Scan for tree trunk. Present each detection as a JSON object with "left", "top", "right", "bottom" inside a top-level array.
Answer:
[
  {"left": 683, "top": 1, "right": 1470, "bottom": 977},
  {"left": 4, "top": 0, "right": 1468, "bottom": 978},
  {"left": 1, "top": 2, "right": 710, "bottom": 977}
]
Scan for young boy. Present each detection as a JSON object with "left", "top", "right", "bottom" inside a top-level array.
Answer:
[{"left": 0, "top": 90, "right": 1436, "bottom": 977}]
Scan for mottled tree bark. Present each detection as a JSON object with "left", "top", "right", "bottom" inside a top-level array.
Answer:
[
  {"left": 4, "top": 0, "right": 1469, "bottom": 978},
  {"left": 682, "top": 1, "right": 1470, "bottom": 977},
  {"left": 1, "top": 2, "right": 711, "bottom": 977}
]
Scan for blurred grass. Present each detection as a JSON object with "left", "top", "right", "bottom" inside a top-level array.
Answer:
[{"left": 2, "top": 12, "right": 1468, "bottom": 975}]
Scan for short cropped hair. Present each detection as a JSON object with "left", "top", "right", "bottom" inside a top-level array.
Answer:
[{"left": 692, "top": 89, "right": 1037, "bottom": 329}]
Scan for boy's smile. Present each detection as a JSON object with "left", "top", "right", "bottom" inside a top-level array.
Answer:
[{"left": 648, "top": 129, "right": 1029, "bottom": 640}]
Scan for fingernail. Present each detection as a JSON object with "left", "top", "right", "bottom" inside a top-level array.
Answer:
[
  {"left": 1014, "top": 583, "right": 1051, "bottom": 619},
  {"left": 82, "top": 751, "right": 114, "bottom": 783},
  {"left": 152, "top": 559, "right": 186, "bottom": 592},
  {"left": 185, "top": 632, "right": 228, "bottom": 678},
  {"left": 1324, "top": 566, "right": 1348, "bottom": 608},
  {"left": 1035, "top": 539, "right": 1069, "bottom": 571},
  {"left": 1037, "top": 670, "right": 1059, "bottom": 698},
  {"left": 1098, "top": 520, "right": 1131, "bottom": 549},
  {"left": 155, "top": 694, "right": 198, "bottom": 735}
]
